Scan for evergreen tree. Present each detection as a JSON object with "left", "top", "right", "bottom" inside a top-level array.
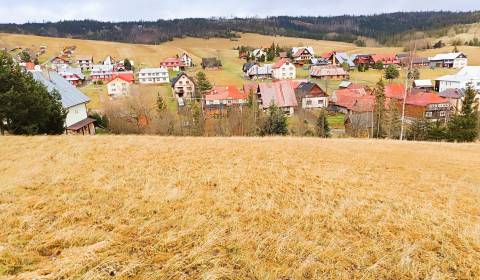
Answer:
[
  {"left": 316, "top": 109, "right": 330, "bottom": 138},
  {"left": 260, "top": 104, "right": 288, "bottom": 136},
  {"left": 341, "top": 62, "right": 350, "bottom": 72},
  {"left": 374, "top": 61, "right": 384, "bottom": 70},
  {"left": 195, "top": 71, "right": 212, "bottom": 97},
  {"left": 0, "top": 53, "right": 66, "bottom": 135},
  {"left": 447, "top": 83, "right": 479, "bottom": 142},
  {"left": 373, "top": 79, "right": 386, "bottom": 138},
  {"left": 384, "top": 65, "right": 400, "bottom": 82},
  {"left": 123, "top": 58, "right": 132, "bottom": 71},
  {"left": 19, "top": 51, "right": 31, "bottom": 62},
  {"left": 407, "top": 117, "right": 431, "bottom": 141}
]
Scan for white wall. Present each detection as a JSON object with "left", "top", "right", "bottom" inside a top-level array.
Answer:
[
  {"left": 65, "top": 103, "right": 88, "bottom": 127},
  {"left": 302, "top": 97, "right": 328, "bottom": 109}
]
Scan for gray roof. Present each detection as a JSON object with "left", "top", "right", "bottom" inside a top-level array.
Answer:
[{"left": 32, "top": 71, "right": 90, "bottom": 109}]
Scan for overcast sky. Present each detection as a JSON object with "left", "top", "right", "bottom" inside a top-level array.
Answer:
[{"left": 1, "top": 0, "right": 479, "bottom": 24}]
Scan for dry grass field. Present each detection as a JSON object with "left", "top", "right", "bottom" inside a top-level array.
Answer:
[{"left": 0, "top": 136, "right": 479, "bottom": 279}]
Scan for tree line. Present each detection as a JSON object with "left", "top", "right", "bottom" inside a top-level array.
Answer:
[{"left": 2, "top": 11, "right": 480, "bottom": 46}]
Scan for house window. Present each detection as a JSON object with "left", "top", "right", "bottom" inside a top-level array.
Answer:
[
  {"left": 440, "top": 111, "right": 446, "bottom": 117},
  {"left": 306, "top": 100, "right": 312, "bottom": 106},
  {"left": 425, "top": 111, "right": 433, "bottom": 118}
]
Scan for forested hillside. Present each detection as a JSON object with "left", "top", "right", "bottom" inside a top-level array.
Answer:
[{"left": 1, "top": 11, "right": 480, "bottom": 46}]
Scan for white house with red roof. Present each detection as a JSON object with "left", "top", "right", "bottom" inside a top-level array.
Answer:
[
  {"left": 106, "top": 73, "right": 135, "bottom": 97},
  {"left": 291, "top": 47, "right": 315, "bottom": 64},
  {"left": 181, "top": 53, "right": 193, "bottom": 68},
  {"left": 272, "top": 59, "right": 296, "bottom": 80}
]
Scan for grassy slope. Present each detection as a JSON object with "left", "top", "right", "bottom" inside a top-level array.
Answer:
[{"left": 0, "top": 136, "right": 479, "bottom": 279}]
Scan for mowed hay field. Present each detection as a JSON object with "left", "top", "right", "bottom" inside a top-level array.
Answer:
[{"left": 1, "top": 136, "right": 480, "bottom": 279}]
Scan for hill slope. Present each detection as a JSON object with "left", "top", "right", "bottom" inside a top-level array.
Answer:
[
  {"left": 1, "top": 11, "right": 480, "bottom": 46},
  {"left": 0, "top": 136, "right": 479, "bottom": 279}
]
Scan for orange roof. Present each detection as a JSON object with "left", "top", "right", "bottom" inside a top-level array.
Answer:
[
  {"left": 384, "top": 84, "right": 405, "bottom": 99},
  {"left": 405, "top": 92, "right": 448, "bottom": 106},
  {"left": 205, "top": 85, "right": 247, "bottom": 101},
  {"left": 334, "top": 88, "right": 375, "bottom": 112},
  {"left": 371, "top": 54, "right": 399, "bottom": 64}
]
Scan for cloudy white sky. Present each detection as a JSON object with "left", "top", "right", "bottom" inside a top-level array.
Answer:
[{"left": 1, "top": 0, "right": 479, "bottom": 23}]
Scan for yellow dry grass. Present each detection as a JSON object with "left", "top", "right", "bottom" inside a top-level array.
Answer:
[{"left": 0, "top": 136, "right": 479, "bottom": 279}]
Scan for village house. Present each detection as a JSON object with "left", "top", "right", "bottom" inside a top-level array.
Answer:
[
  {"left": 330, "top": 86, "right": 375, "bottom": 137},
  {"left": 257, "top": 80, "right": 305, "bottom": 115},
  {"left": 171, "top": 72, "right": 196, "bottom": 99},
  {"left": 76, "top": 55, "right": 93, "bottom": 71},
  {"left": 438, "top": 88, "right": 465, "bottom": 113},
  {"left": 398, "top": 55, "right": 430, "bottom": 67},
  {"left": 310, "top": 65, "right": 349, "bottom": 80},
  {"left": 435, "top": 66, "right": 480, "bottom": 92},
  {"left": 272, "top": 59, "right": 296, "bottom": 80},
  {"left": 295, "top": 82, "right": 329, "bottom": 109},
  {"left": 50, "top": 56, "right": 70, "bottom": 71},
  {"left": 384, "top": 84, "right": 451, "bottom": 121},
  {"left": 106, "top": 73, "right": 135, "bottom": 97},
  {"left": 328, "top": 52, "right": 356, "bottom": 68},
  {"left": 353, "top": 54, "right": 373, "bottom": 66},
  {"left": 251, "top": 48, "right": 267, "bottom": 60},
  {"left": 245, "top": 63, "right": 273, "bottom": 80},
  {"left": 58, "top": 67, "right": 85, "bottom": 87},
  {"left": 91, "top": 64, "right": 116, "bottom": 82},
  {"left": 370, "top": 54, "right": 400, "bottom": 67},
  {"left": 138, "top": 67, "right": 169, "bottom": 84},
  {"left": 160, "top": 57, "right": 185, "bottom": 71},
  {"left": 201, "top": 58, "right": 222, "bottom": 70},
  {"left": 32, "top": 71, "right": 95, "bottom": 135},
  {"left": 429, "top": 52, "right": 468, "bottom": 69},
  {"left": 204, "top": 85, "right": 248, "bottom": 113},
  {"left": 181, "top": 53, "right": 193, "bottom": 67},
  {"left": 404, "top": 91, "right": 451, "bottom": 121},
  {"left": 291, "top": 47, "right": 315, "bottom": 64}
]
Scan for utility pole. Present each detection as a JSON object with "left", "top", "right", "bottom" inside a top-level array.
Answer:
[{"left": 400, "top": 41, "right": 416, "bottom": 140}]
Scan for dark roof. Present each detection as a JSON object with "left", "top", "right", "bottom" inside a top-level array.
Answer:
[
  {"left": 202, "top": 58, "right": 222, "bottom": 68},
  {"left": 171, "top": 72, "right": 194, "bottom": 87},
  {"left": 438, "top": 88, "right": 465, "bottom": 99},
  {"left": 243, "top": 62, "right": 256, "bottom": 72},
  {"left": 66, "top": 118, "right": 95, "bottom": 130}
]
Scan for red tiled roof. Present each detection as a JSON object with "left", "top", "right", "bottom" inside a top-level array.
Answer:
[
  {"left": 106, "top": 72, "right": 135, "bottom": 84},
  {"left": 384, "top": 84, "right": 405, "bottom": 100},
  {"left": 371, "top": 54, "right": 400, "bottom": 64},
  {"left": 405, "top": 92, "right": 448, "bottom": 106},
  {"left": 334, "top": 88, "right": 375, "bottom": 112},
  {"left": 205, "top": 85, "right": 247, "bottom": 101},
  {"left": 272, "top": 58, "right": 291, "bottom": 69}
]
